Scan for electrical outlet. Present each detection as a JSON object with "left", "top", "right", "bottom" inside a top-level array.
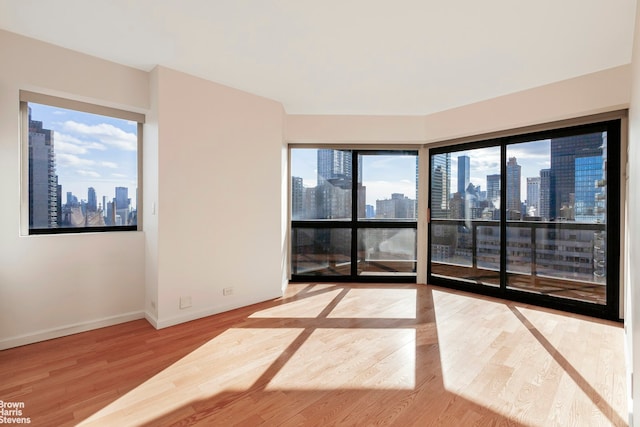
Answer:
[
  {"left": 223, "top": 287, "right": 233, "bottom": 296},
  {"left": 180, "top": 296, "right": 192, "bottom": 309}
]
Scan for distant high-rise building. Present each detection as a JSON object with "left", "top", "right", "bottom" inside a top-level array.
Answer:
[
  {"left": 365, "top": 205, "right": 375, "bottom": 218},
  {"left": 486, "top": 174, "right": 500, "bottom": 209},
  {"left": 376, "top": 193, "right": 415, "bottom": 219},
  {"left": 317, "top": 149, "right": 352, "bottom": 186},
  {"left": 114, "top": 187, "right": 132, "bottom": 225},
  {"left": 291, "top": 176, "right": 304, "bottom": 219},
  {"left": 457, "top": 155, "right": 470, "bottom": 196},
  {"left": 574, "top": 156, "right": 604, "bottom": 222},
  {"left": 550, "top": 133, "right": 603, "bottom": 219},
  {"left": 431, "top": 153, "right": 451, "bottom": 217},
  {"left": 87, "top": 187, "right": 97, "bottom": 212},
  {"left": 316, "top": 149, "right": 353, "bottom": 219},
  {"left": 506, "top": 157, "right": 521, "bottom": 216},
  {"left": 115, "top": 187, "right": 130, "bottom": 210},
  {"left": 539, "top": 169, "right": 551, "bottom": 220},
  {"left": 431, "top": 165, "right": 447, "bottom": 219},
  {"left": 526, "top": 177, "right": 541, "bottom": 216},
  {"left": 28, "top": 107, "right": 58, "bottom": 228}
]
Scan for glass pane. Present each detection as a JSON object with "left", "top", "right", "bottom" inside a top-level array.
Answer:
[
  {"left": 291, "top": 148, "right": 352, "bottom": 220},
  {"left": 28, "top": 102, "right": 138, "bottom": 231},
  {"left": 429, "top": 146, "right": 500, "bottom": 287},
  {"left": 358, "top": 153, "right": 418, "bottom": 220},
  {"left": 291, "top": 228, "right": 351, "bottom": 276},
  {"left": 476, "top": 225, "right": 500, "bottom": 285},
  {"left": 357, "top": 228, "right": 416, "bottom": 276},
  {"left": 506, "top": 133, "right": 607, "bottom": 304}
]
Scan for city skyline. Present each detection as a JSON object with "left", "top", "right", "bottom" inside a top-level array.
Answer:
[
  {"left": 29, "top": 102, "right": 138, "bottom": 210},
  {"left": 291, "top": 149, "right": 417, "bottom": 208}
]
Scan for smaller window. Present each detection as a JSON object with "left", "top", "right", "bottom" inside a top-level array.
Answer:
[{"left": 21, "top": 91, "right": 144, "bottom": 235}]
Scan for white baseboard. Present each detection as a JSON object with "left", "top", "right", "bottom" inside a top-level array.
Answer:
[
  {"left": 144, "top": 311, "right": 159, "bottom": 329},
  {"left": 0, "top": 311, "right": 145, "bottom": 350},
  {"left": 155, "top": 293, "right": 281, "bottom": 329}
]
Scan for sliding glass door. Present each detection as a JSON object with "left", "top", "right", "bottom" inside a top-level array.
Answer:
[
  {"left": 429, "top": 146, "right": 501, "bottom": 287},
  {"left": 428, "top": 120, "right": 620, "bottom": 319},
  {"left": 291, "top": 149, "right": 418, "bottom": 282}
]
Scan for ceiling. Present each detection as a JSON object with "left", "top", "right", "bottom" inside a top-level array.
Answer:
[{"left": 0, "top": 1, "right": 637, "bottom": 115}]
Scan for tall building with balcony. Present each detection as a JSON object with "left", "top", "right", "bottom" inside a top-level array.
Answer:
[
  {"left": 28, "top": 107, "right": 58, "bottom": 228},
  {"left": 431, "top": 153, "right": 451, "bottom": 218},
  {"left": 291, "top": 176, "right": 304, "bottom": 219}
]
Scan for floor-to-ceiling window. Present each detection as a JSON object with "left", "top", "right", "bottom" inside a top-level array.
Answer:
[
  {"left": 428, "top": 118, "right": 621, "bottom": 320},
  {"left": 290, "top": 148, "right": 418, "bottom": 282}
]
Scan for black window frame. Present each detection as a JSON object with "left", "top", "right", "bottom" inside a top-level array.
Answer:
[
  {"left": 20, "top": 91, "right": 144, "bottom": 236},
  {"left": 428, "top": 119, "right": 621, "bottom": 321},
  {"left": 290, "top": 149, "right": 419, "bottom": 283}
]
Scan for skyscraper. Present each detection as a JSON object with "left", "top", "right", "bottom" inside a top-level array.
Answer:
[
  {"left": 316, "top": 149, "right": 352, "bottom": 219},
  {"left": 28, "top": 107, "right": 58, "bottom": 228},
  {"left": 291, "top": 176, "right": 304, "bottom": 219},
  {"left": 114, "top": 187, "right": 131, "bottom": 225},
  {"left": 486, "top": 174, "right": 500, "bottom": 208},
  {"left": 539, "top": 169, "right": 551, "bottom": 220},
  {"left": 550, "top": 132, "right": 603, "bottom": 219},
  {"left": 574, "top": 156, "right": 604, "bottom": 222},
  {"left": 457, "top": 155, "right": 470, "bottom": 196},
  {"left": 526, "top": 177, "right": 540, "bottom": 216},
  {"left": 506, "top": 157, "right": 521, "bottom": 217},
  {"left": 87, "top": 187, "right": 97, "bottom": 212},
  {"left": 431, "top": 153, "right": 451, "bottom": 217},
  {"left": 317, "top": 149, "right": 352, "bottom": 186}
]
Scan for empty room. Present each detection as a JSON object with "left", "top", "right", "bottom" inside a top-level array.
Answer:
[{"left": 2, "top": 1, "right": 640, "bottom": 426}]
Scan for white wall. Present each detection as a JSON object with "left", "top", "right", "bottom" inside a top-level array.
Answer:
[
  {"left": 626, "top": 4, "right": 640, "bottom": 425},
  {"left": 422, "top": 65, "right": 631, "bottom": 143},
  {"left": 0, "top": 30, "right": 149, "bottom": 349},
  {"left": 148, "top": 66, "right": 286, "bottom": 328}
]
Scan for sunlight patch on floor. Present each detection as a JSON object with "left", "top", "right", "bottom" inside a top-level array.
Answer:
[
  {"left": 249, "top": 286, "right": 344, "bottom": 318},
  {"left": 431, "top": 289, "right": 627, "bottom": 426},
  {"left": 78, "top": 328, "right": 305, "bottom": 426},
  {"left": 266, "top": 328, "right": 416, "bottom": 390},
  {"left": 328, "top": 288, "right": 417, "bottom": 319}
]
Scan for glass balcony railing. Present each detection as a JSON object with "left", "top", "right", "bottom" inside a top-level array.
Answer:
[{"left": 430, "top": 219, "right": 607, "bottom": 305}]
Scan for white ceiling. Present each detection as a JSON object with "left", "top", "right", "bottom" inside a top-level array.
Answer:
[{"left": 0, "top": 0, "right": 637, "bottom": 115}]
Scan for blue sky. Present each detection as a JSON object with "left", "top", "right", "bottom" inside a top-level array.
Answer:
[
  {"left": 30, "top": 103, "right": 138, "bottom": 209},
  {"left": 449, "top": 140, "right": 552, "bottom": 198}
]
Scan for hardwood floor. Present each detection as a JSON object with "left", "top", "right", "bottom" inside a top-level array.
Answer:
[{"left": 0, "top": 283, "right": 627, "bottom": 426}]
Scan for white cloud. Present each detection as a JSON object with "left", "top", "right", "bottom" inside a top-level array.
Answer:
[
  {"left": 100, "top": 161, "right": 119, "bottom": 169},
  {"left": 57, "top": 153, "right": 96, "bottom": 167},
  {"left": 54, "top": 132, "right": 107, "bottom": 155},
  {"left": 61, "top": 121, "right": 137, "bottom": 151},
  {"left": 56, "top": 140, "right": 87, "bottom": 155},
  {"left": 77, "top": 170, "right": 101, "bottom": 178},
  {"left": 111, "top": 173, "right": 127, "bottom": 178}
]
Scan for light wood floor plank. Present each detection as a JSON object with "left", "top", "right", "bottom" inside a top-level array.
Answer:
[{"left": 0, "top": 283, "right": 628, "bottom": 426}]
